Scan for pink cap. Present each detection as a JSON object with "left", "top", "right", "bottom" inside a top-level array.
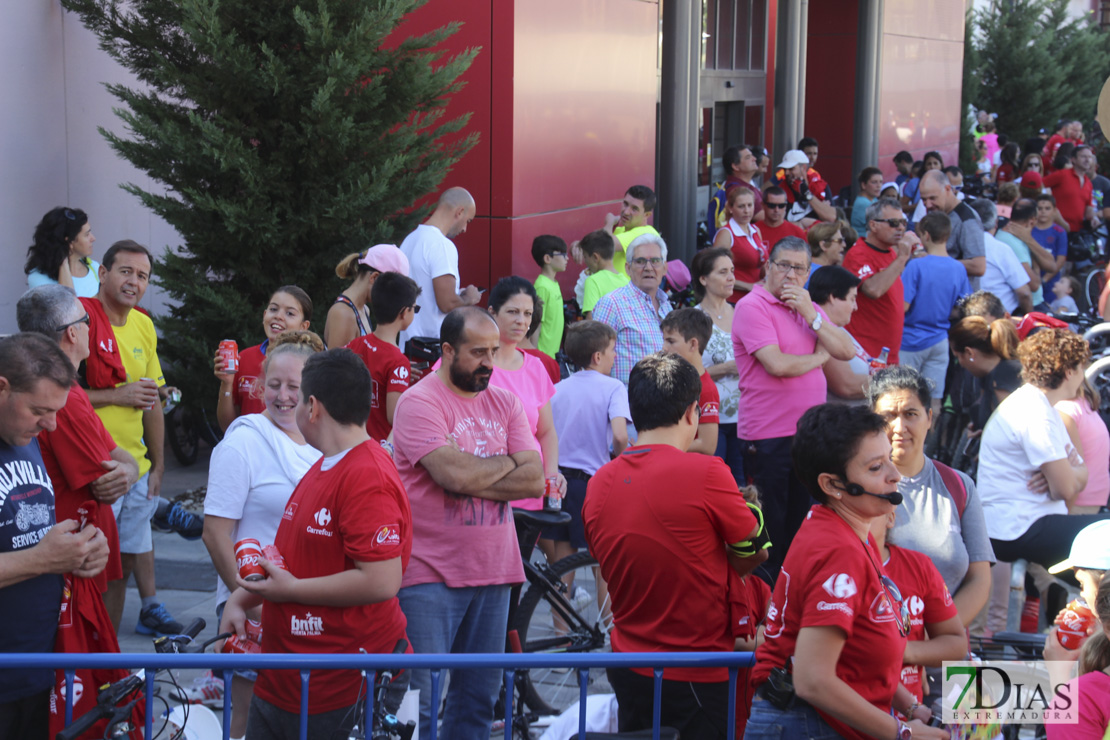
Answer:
[
  {"left": 666, "top": 260, "right": 691, "bottom": 291},
  {"left": 359, "top": 244, "right": 410, "bottom": 277}
]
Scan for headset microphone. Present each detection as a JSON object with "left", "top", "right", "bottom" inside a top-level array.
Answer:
[{"left": 843, "top": 482, "right": 904, "bottom": 506}]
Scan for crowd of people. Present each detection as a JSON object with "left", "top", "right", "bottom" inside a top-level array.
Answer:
[{"left": 5, "top": 117, "right": 1110, "bottom": 740}]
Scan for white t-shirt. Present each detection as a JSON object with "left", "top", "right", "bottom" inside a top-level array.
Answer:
[
  {"left": 980, "top": 231, "right": 1031, "bottom": 313},
  {"left": 977, "top": 383, "right": 1070, "bottom": 541},
  {"left": 400, "top": 223, "right": 459, "bottom": 347},
  {"left": 203, "top": 414, "right": 322, "bottom": 603}
]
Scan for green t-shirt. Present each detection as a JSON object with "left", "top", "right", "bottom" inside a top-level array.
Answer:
[
  {"left": 533, "top": 273, "right": 565, "bottom": 358},
  {"left": 613, "top": 225, "right": 659, "bottom": 274},
  {"left": 583, "top": 269, "right": 630, "bottom": 314}
]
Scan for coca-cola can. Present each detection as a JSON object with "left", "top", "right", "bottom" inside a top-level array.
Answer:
[
  {"left": 262, "top": 544, "right": 287, "bottom": 571},
  {"left": 219, "top": 339, "right": 240, "bottom": 374},
  {"left": 223, "top": 619, "right": 263, "bottom": 654},
  {"left": 1057, "top": 599, "right": 1097, "bottom": 649},
  {"left": 235, "top": 538, "right": 266, "bottom": 581},
  {"left": 543, "top": 477, "right": 562, "bottom": 512}
]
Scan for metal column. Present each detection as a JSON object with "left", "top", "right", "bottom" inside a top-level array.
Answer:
[
  {"left": 852, "top": 0, "right": 883, "bottom": 194},
  {"left": 658, "top": 0, "right": 700, "bottom": 264}
]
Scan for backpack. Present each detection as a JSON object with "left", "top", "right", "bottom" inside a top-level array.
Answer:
[{"left": 933, "top": 459, "right": 967, "bottom": 519}]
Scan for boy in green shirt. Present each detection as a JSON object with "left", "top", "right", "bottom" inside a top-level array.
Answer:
[
  {"left": 531, "top": 235, "right": 568, "bottom": 358},
  {"left": 580, "top": 229, "right": 630, "bottom": 318}
]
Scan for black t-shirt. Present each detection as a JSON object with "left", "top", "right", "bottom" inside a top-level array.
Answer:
[
  {"left": 976, "top": 359, "right": 1023, "bottom": 429},
  {"left": 1091, "top": 175, "right": 1110, "bottom": 212},
  {"left": 0, "top": 439, "right": 63, "bottom": 701}
]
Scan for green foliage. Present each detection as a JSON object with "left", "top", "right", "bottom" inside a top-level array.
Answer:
[
  {"left": 60, "top": 0, "right": 478, "bottom": 409},
  {"left": 962, "top": 0, "right": 1110, "bottom": 161}
]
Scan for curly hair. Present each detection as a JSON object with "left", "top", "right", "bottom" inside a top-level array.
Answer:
[{"left": 1017, "top": 328, "right": 1090, "bottom": 390}]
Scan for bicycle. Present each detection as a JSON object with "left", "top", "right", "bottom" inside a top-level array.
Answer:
[{"left": 165, "top": 403, "right": 222, "bottom": 467}]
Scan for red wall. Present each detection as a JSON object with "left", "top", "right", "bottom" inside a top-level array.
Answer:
[{"left": 804, "top": 0, "right": 859, "bottom": 198}]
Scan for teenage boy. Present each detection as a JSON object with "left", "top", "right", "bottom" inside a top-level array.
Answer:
[
  {"left": 220, "top": 349, "right": 412, "bottom": 740},
  {"left": 1032, "top": 193, "right": 1069, "bottom": 295},
  {"left": 547, "top": 321, "right": 630, "bottom": 566},
  {"left": 346, "top": 272, "right": 421, "bottom": 442},
  {"left": 531, "top": 235, "right": 568, "bottom": 359},
  {"left": 580, "top": 229, "right": 630, "bottom": 318},
  {"left": 660, "top": 308, "right": 719, "bottom": 456}
]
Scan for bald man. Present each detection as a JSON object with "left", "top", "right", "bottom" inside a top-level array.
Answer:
[
  {"left": 400, "top": 187, "right": 482, "bottom": 347},
  {"left": 919, "top": 169, "right": 986, "bottom": 285}
]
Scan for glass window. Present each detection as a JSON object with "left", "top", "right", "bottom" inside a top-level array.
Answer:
[{"left": 734, "top": 0, "right": 751, "bottom": 69}]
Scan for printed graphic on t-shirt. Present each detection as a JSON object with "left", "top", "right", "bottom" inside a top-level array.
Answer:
[
  {"left": 869, "top": 590, "right": 898, "bottom": 625},
  {"left": 237, "top": 375, "right": 260, "bottom": 402},
  {"left": 443, "top": 416, "right": 511, "bottom": 526}
]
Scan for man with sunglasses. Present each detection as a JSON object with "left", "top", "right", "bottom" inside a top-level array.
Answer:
[
  {"left": 843, "top": 198, "right": 917, "bottom": 366},
  {"left": 16, "top": 285, "right": 140, "bottom": 602},
  {"left": 919, "top": 169, "right": 987, "bottom": 285},
  {"left": 758, "top": 186, "right": 806, "bottom": 248}
]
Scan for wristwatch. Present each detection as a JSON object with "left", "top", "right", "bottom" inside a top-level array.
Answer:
[
  {"left": 809, "top": 314, "right": 823, "bottom": 332},
  {"left": 895, "top": 719, "right": 913, "bottom": 740}
]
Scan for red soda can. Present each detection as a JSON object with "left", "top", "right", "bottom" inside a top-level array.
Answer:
[
  {"left": 223, "top": 619, "right": 263, "bottom": 654},
  {"left": 543, "top": 477, "right": 562, "bottom": 512},
  {"left": 219, "top": 339, "right": 240, "bottom": 374},
  {"left": 262, "top": 544, "right": 287, "bottom": 571},
  {"left": 1057, "top": 599, "right": 1097, "bottom": 649},
  {"left": 235, "top": 538, "right": 266, "bottom": 581}
]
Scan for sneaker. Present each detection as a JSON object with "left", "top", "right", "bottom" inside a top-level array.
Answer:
[
  {"left": 152, "top": 500, "right": 204, "bottom": 540},
  {"left": 570, "top": 586, "right": 592, "bottom": 612},
  {"left": 136, "top": 602, "right": 185, "bottom": 636},
  {"left": 170, "top": 672, "right": 225, "bottom": 708}
]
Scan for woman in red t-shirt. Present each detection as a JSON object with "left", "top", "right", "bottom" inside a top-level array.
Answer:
[
  {"left": 214, "top": 285, "right": 313, "bottom": 431},
  {"left": 712, "top": 187, "right": 766, "bottom": 301},
  {"left": 745, "top": 404, "right": 948, "bottom": 740}
]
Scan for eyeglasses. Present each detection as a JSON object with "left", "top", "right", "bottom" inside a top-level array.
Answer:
[
  {"left": 630, "top": 257, "right": 665, "bottom": 267},
  {"left": 764, "top": 202, "right": 788, "bottom": 210},
  {"left": 55, "top": 313, "right": 90, "bottom": 333},
  {"left": 551, "top": 252, "right": 567, "bottom": 258},
  {"left": 827, "top": 236, "right": 847, "bottom": 245},
  {"left": 872, "top": 218, "right": 908, "bottom": 228},
  {"left": 770, "top": 260, "right": 808, "bottom": 276}
]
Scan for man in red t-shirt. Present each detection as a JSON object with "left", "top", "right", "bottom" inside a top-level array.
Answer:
[
  {"left": 758, "top": 186, "right": 807, "bottom": 248},
  {"left": 347, "top": 272, "right": 420, "bottom": 441},
  {"left": 1044, "top": 145, "right": 1096, "bottom": 233},
  {"left": 842, "top": 198, "right": 916, "bottom": 364},
  {"left": 584, "top": 352, "right": 764, "bottom": 738},
  {"left": 220, "top": 349, "right": 412, "bottom": 739},
  {"left": 17, "top": 286, "right": 139, "bottom": 596}
]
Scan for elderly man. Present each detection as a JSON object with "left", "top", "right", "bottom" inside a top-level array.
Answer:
[
  {"left": 0, "top": 333, "right": 109, "bottom": 739},
  {"left": 593, "top": 234, "right": 674, "bottom": 384},
  {"left": 842, "top": 198, "right": 917, "bottom": 365},
  {"left": 732, "top": 236, "right": 854, "bottom": 581},
  {"left": 919, "top": 170, "right": 986, "bottom": 283},
  {"left": 399, "top": 187, "right": 483, "bottom": 347},
  {"left": 16, "top": 285, "right": 139, "bottom": 600}
]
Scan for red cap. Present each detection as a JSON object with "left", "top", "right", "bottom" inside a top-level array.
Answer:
[{"left": 1021, "top": 171, "right": 1043, "bottom": 189}]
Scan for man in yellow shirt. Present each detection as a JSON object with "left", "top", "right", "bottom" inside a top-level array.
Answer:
[
  {"left": 85, "top": 241, "right": 183, "bottom": 636},
  {"left": 605, "top": 185, "right": 659, "bottom": 274}
]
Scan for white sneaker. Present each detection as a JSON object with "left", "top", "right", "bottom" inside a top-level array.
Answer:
[
  {"left": 170, "top": 672, "right": 225, "bottom": 708},
  {"left": 570, "top": 586, "right": 592, "bottom": 611}
]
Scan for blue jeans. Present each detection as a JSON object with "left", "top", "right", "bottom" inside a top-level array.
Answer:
[
  {"left": 397, "top": 582, "right": 511, "bottom": 740},
  {"left": 743, "top": 698, "right": 841, "bottom": 739},
  {"left": 714, "top": 423, "right": 745, "bottom": 486}
]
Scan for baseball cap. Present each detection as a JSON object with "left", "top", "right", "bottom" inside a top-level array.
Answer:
[
  {"left": 1048, "top": 521, "right": 1110, "bottom": 573},
  {"left": 1020, "top": 171, "right": 1043, "bottom": 189},
  {"left": 359, "top": 244, "right": 410, "bottom": 277},
  {"left": 665, "top": 260, "right": 691, "bottom": 291},
  {"left": 777, "top": 149, "right": 810, "bottom": 171}
]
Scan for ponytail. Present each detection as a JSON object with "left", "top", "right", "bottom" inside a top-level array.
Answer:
[
  {"left": 949, "top": 316, "right": 1017, "bottom": 359},
  {"left": 335, "top": 252, "right": 362, "bottom": 280},
  {"left": 988, "top": 318, "right": 1018, "bottom": 360}
]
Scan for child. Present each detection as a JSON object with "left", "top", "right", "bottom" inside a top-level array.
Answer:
[
  {"left": 1050, "top": 275, "right": 1081, "bottom": 316},
  {"left": 729, "top": 484, "right": 772, "bottom": 740},
  {"left": 995, "top": 181, "right": 1019, "bottom": 220},
  {"left": 548, "top": 321, "right": 630, "bottom": 567},
  {"left": 579, "top": 229, "right": 629, "bottom": 318},
  {"left": 1033, "top": 193, "right": 1069, "bottom": 295},
  {"left": 346, "top": 272, "right": 420, "bottom": 441},
  {"left": 531, "top": 235, "right": 568, "bottom": 358},
  {"left": 659, "top": 308, "right": 719, "bottom": 455}
]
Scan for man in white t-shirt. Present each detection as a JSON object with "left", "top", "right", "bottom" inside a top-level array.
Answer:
[
  {"left": 399, "top": 187, "right": 482, "bottom": 348},
  {"left": 967, "top": 198, "right": 1034, "bottom": 315}
]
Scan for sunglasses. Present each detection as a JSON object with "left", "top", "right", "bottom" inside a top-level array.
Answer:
[
  {"left": 873, "top": 218, "right": 907, "bottom": 228},
  {"left": 861, "top": 540, "right": 910, "bottom": 637},
  {"left": 410, "top": 305, "right": 421, "bottom": 314},
  {"left": 55, "top": 313, "right": 91, "bottom": 333},
  {"left": 764, "top": 202, "right": 788, "bottom": 210}
]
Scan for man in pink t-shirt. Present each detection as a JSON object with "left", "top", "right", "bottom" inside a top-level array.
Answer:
[
  {"left": 731, "top": 236, "right": 855, "bottom": 582},
  {"left": 392, "top": 307, "right": 543, "bottom": 740}
]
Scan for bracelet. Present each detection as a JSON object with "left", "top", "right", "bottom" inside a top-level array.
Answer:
[
  {"left": 905, "top": 701, "right": 920, "bottom": 717},
  {"left": 223, "top": 392, "right": 231, "bottom": 397}
]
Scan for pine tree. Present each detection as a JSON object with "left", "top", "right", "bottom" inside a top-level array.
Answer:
[{"left": 60, "top": 0, "right": 478, "bottom": 409}]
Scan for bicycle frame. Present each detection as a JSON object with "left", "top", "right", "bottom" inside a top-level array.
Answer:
[{"left": 518, "top": 557, "right": 607, "bottom": 653}]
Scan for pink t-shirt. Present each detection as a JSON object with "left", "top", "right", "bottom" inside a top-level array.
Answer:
[
  {"left": 1046, "top": 670, "right": 1110, "bottom": 740},
  {"left": 491, "top": 350, "right": 555, "bottom": 511},
  {"left": 392, "top": 372, "right": 540, "bottom": 588},
  {"left": 1056, "top": 398, "right": 1110, "bottom": 508},
  {"left": 731, "top": 283, "right": 829, "bottom": 440}
]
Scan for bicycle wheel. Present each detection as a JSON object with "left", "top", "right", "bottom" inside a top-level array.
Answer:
[{"left": 512, "top": 551, "right": 612, "bottom": 717}]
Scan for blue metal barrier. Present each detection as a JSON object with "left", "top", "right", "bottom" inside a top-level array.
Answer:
[{"left": 4, "top": 651, "right": 755, "bottom": 740}]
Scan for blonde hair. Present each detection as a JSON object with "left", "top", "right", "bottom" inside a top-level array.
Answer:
[
  {"left": 335, "top": 252, "right": 372, "bottom": 280},
  {"left": 263, "top": 330, "right": 325, "bottom": 375},
  {"left": 1080, "top": 576, "right": 1110, "bottom": 675},
  {"left": 948, "top": 316, "right": 1018, "bottom": 360},
  {"left": 739, "top": 484, "right": 762, "bottom": 509}
]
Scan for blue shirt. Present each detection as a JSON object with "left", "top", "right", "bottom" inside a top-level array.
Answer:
[
  {"left": 901, "top": 254, "right": 972, "bottom": 352},
  {"left": 851, "top": 196, "right": 875, "bottom": 237},
  {"left": 1032, "top": 224, "right": 1068, "bottom": 294},
  {"left": 0, "top": 438, "right": 63, "bottom": 701}
]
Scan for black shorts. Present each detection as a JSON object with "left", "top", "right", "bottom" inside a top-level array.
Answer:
[{"left": 541, "top": 468, "right": 590, "bottom": 549}]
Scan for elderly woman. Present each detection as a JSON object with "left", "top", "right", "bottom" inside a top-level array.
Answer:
[
  {"left": 868, "top": 365, "right": 995, "bottom": 627},
  {"left": 745, "top": 404, "right": 948, "bottom": 740},
  {"left": 978, "top": 329, "right": 1109, "bottom": 570},
  {"left": 809, "top": 266, "right": 871, "bottom": 404},
  {"left": 805, "top": 222, "right": 848, "bottom": 282}
]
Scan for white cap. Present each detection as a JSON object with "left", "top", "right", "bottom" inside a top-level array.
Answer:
[
  {"left": 1048, "top": 521, "right": 1110, "bottom": 574},
  {"left": 777, "top": 149, "right": 810, "bottom": 171}
]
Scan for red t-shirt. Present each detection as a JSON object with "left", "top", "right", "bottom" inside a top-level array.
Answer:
[
  {"left": 717, "top": 222, "right": 766, "bottom": 302},
  {"left": 1043, "top": 168, "right": 1093, "bottom": 232},
  {"left": 1042, "top": 135, "right": 1079, "bottom": 174},
  {"left": 757, "top": 220, "right": 806, "bottom": 250},
  {"left": 729, "top": 572, "right": 771, "bottom": 739},
  {"left": 232, "top": 342, "right": 267, "bottom": 416},
  {"left": 523, "top": 348, "right": 561, "bottom": 385},
  {"left": 996, "top": 163, "right": 1015, "bottom": 184},
  {"left": 883, "top": 544, "right": 958, "bottom": 702},
  {"left": 842, "top": 238, "right": 904, "bottom": 365},
  {"left": 698, "top": 371, "right": 720, "bottom": 425},
  {"left": 37, "top": 383, "right": 122, "bottom": 592},
  {"left": 346, "top": 334, "right": 411, "bottom": 441},
  {"left": 751, "top": 505, "right": 907, "bottom": 740},
  {"left": 583, "top": 445, "right": 757, "bottom": 681},
  {"left": 255, "top": 442, "right": 412, "bottom": 714}
]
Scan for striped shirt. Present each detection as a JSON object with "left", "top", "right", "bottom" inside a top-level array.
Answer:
[{"left": 593, "top": 282, "right": 674, "bottom": 384}]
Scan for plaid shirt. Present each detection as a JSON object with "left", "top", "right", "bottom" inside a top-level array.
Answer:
[{"left": 593, "top": 282, "right": 673, "bottom": 384}]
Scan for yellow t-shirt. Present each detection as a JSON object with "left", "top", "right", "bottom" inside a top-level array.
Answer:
[
  {"left": 582, "top": 270, "right": 630, "bottom": 314},
  {"left": 612, "top": 225, "right": 659, "bottom": 274},
  {"left": 93, "top": 310, "right": 165, "bottom": 477}
]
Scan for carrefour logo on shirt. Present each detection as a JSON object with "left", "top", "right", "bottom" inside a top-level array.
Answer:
[{"left": 822, "top": 573, "right": 857, "bottom": 599}]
